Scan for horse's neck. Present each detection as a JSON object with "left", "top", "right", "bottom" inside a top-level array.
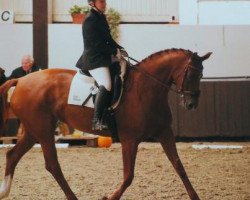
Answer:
[
  {"left": 118, "top": 67, "right": 169, "bottom": 117},
  {"left": 118, "top": 52, "right": 191, "bottom": 115},
  {"left": 124, "top": 63, "right": 170, "bottom": 98},
  {"left": 137, "top": 56, "right": 179, "bottom": 85},
  {"left": 123, "top": 53, "right": 189, "bottom": 97}
]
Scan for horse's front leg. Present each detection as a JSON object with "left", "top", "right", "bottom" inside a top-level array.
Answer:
[
  {"left": 103, "top": 139, "right": 139, "bottom": 200},
  {"left": 157, "top": 128, "right": 200, "bottom": 200}
]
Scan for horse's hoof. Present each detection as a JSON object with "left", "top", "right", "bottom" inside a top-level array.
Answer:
[{"left": 101, "top": 197, "right": 109, "bottom": 200}]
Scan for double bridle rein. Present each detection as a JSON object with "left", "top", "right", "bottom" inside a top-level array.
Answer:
[{"left": 128, "top": 56, "right": 202, "bottom": 98}]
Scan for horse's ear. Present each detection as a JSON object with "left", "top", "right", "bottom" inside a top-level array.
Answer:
[{"left": 200, "top": 52, "right": 212, "bottom": 61}]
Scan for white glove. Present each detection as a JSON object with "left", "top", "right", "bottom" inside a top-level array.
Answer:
[
  {"left": 116, "top": 48, "right": 122, "bottom": 60},
  {"left": 120, "top": 49, "right": 128, "bottom": 57},
  {"left": 119, "top": 58, "right": 126, "bottom": 82}
]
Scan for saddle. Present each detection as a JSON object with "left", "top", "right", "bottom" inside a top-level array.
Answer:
[
  {"left": 79, "top": 61, "right": 125, "bottom": 109},
  {"left": 68, "top": 59, "right": 128, "bottom": 136}
]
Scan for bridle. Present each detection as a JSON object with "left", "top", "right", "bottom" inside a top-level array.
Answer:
[
  {"left": 177, "top": 63, "right": 203, "bottom": 98},
  {"left": 128, "top": 56, "right": 203, "bottom": 98}
]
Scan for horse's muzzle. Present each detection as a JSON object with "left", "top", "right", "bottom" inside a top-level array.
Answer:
[
  {"left": 186, "top": 102, "right": 195, "bottom": 110},
  {"left": 184, "top": 99, "right": 198, "bottom": 110}
]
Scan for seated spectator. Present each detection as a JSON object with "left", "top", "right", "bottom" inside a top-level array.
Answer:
[
  {"left": 8, "top": 55, "right": 41, "bottom": 79},
  {"left": 0, "top": 67, "right": 7, "bottom": 85}
]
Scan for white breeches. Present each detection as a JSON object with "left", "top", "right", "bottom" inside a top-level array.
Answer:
[{"left": 89, "top": 67, "right": 112, "bottom": 91}]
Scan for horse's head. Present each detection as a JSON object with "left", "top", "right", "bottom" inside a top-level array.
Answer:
[
  {"left": 132, "top": 49, "right": 212, "bottom": 110},
  {"left": 177, "top": 52, "right": 212, "bottom": 110}
]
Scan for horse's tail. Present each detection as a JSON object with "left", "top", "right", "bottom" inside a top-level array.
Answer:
[{"left": 0, "top": 79, "right": 18, "bottom": 136}]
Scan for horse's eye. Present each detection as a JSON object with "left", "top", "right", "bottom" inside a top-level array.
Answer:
[
  {"left": 188, "top": 70, "right": 202, "bottom": 80},
  {"left": 187, "top": 72, "right": 196, "bottom": 80}
]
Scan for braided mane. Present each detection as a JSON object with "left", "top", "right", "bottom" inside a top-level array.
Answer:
[{"left": 138, "top": 48, "right": 194, "bottom": 66}]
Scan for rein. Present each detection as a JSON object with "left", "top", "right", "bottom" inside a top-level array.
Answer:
[{"left": 127, "top": 56, "right": 201, "bottom": 97}]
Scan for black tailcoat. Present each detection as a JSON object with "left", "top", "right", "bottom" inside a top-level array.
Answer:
[{"left": 76, "top": 9, "right": 122, "bottom": 70}]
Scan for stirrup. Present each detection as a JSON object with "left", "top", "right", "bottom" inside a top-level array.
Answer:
[{"left": 92, "top": 120, "right": 109, "bottom": 131}]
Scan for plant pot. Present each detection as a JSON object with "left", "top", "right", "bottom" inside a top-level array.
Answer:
[{"left": 71, "top": 14, "right": 86, "bottom": 24}]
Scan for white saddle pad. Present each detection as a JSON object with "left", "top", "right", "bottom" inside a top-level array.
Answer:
[
  {"left": 8, "top": 87, "right": 15, "bottom": 102},
  {"left": 68, "top": 70, "right": 98, "bottom": 108}
]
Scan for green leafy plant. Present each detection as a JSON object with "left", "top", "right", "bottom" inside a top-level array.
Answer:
[
  {"left": 68, "top": 6, "right": 121, "bottom": 40},
  {"left": 69, "top": 5, "right": 91, "bottom": 15},
  {"left": 106, "top": 8, "right": 121, "bottom": 41}
]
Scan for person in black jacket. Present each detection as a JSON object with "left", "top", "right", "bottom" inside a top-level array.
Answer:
[
  {"left": 0, "top": 67, "right": 7, "bottom": 85},
  {"left": 8, "top": 55, "right": 40, "bottom": 79},
  {"left": 76, "top": 0, "right": 128, "bottom": 131}
]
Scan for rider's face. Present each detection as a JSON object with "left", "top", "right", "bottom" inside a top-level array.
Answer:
[{"left": 94, "top": 0, "right": 106, "bottom": 13}]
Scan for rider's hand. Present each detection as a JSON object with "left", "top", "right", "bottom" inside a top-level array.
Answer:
[
  {"left": 120, "top": 59, "right": 127, "bottom": 82},
  {"left": 120, "top": 49, "right": 128, "bottom": 57},
  {"left": 116, "top": 48, "right": 122, "bottom": 60}
]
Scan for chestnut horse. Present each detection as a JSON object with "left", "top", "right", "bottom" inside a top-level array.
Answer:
[{"left": 0, "top": 49, "right": 211, "bottom": 200}]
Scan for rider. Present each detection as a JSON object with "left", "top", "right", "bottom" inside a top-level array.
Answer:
[{"left": 76, "top": 0, "right": 128, "bottom": 131}]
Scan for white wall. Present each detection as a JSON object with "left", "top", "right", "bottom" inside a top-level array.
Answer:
[
  {"left": 179, "top": 0, "right": 250, "bottom": 25},
  {"left": 179, "top": 0, "right": 197, "bottom": 25},
  {"left": 0, "top": 24, "right": 32, "bottom": 75},
  {"left": 49, "top": 24, "right": 83, "bottom": 69},
  {"left": 119, "top": 25, "right": 250, "bottom": 77},
  {"left": 198, "top": 1, "right": 250, "bottom": 25},
  {"left": 1, "top": 24, "right": 250, "bottom": 78}
]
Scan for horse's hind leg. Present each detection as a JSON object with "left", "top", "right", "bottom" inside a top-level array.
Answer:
[
  {"left": 38, "top": 130, "right": 77, "bottom": 200},
  {"left": 158, "top": 128, "right": 200, "bottom": 200},
  {"left": 0, "top": 132, "right": 36, "bottom": 199}
]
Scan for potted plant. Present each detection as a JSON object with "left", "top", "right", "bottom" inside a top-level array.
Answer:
[
  {"left": 68, "top": 6, "right": 121, "bottom": 40},
  {"left": 106, "top": 8, "right": 121, "bottom": 41},
  {"left": 69, "top": 5, "right": 91, "bottom": 24}
]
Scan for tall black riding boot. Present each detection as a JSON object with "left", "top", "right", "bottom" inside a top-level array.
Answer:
[{"left": 92, "top": 86, "right": 110, "bottom": 130}]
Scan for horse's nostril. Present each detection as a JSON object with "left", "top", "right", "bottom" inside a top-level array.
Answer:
[{"left": 187, "top": 103, "right": 193, "bottom": 110}]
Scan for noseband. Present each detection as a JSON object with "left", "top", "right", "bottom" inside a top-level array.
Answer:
[
  {"left": 131, "top": 60, "right": 202, "bottom": 98},
  {"left": 178, "top": 64, "right": 202, "bottom": 98}
]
